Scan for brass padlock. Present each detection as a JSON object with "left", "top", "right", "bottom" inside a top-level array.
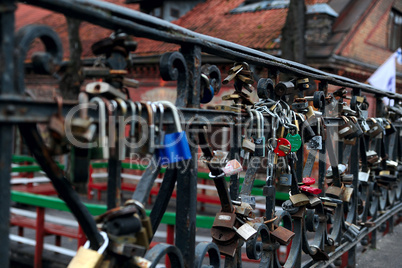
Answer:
[
  {"left": 289, "top": 193, "right": 310, "bottom": 207},
  {"left": 270, "top": 226, "right": 295, "bottom": 245},
  {"left": 130, "top": 200, "right": 153, "bottom": 240},
  {"left": 325, "top": 184, "right": 345, "bottom": 199},
  {"left": 68, "top": 231, "right": 109, "bottom": 268},
  {"left": 342, "top": 187, "right": 354, "bottom": 203}
]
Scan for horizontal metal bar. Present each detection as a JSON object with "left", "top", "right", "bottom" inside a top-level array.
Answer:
[
  {"left": 305, "top": 201, "right": 402, "bottom": 268},
  {"left": 21, "top": 0, "right": 402, "bottom": 101}
]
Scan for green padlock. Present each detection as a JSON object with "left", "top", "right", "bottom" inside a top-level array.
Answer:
[{"left": 285, "top": 133, "right": 302, "bottom": 152}]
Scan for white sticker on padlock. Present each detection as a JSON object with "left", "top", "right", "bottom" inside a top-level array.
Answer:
[{"left": 222, "top": 159, "right": 243, "bottom": 176}]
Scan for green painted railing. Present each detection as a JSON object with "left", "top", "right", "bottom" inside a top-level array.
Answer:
[{"left": 11, "top": 191, "right": 215, "bottom": 229}]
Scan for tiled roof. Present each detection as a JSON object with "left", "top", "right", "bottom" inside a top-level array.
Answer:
[
  {"left": 15, "top": 1, "right": 138, "bottom": 58},
  {"left": 135, "top": 0, "right": 287, "bottom": 55}
]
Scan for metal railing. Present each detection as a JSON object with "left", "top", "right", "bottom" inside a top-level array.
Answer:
[{"left": 0, "top": 0, "right": 401, "bottom": 267}]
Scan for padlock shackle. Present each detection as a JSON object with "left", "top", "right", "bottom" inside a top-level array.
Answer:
[
  {"left": 245, "top": 108, "right": 253, "bottom": 139},
  {"left": 158, "top": 100, "right": 182, "bottom": 132},
  {"left": 127, "top": 100, "right": 137, "bottom": 137},
  {"left": 89, "top": 97, "right": 108, "bottom": 154},
  {"left": 115, "top": 98, "right": 128, "bottom": 115},
  {"left": 78, "top": 92, "right": 89, "bottom": 119},
  {"left": 156, "top": 102, "right": 165, "bottom": 146},
  {"left": 84, "top": 231, "right": 109, "bottom": 253}
]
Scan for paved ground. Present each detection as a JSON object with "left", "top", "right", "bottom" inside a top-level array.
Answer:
[{"left": 356, "top": 218, "right": 402, "bottom": 268}]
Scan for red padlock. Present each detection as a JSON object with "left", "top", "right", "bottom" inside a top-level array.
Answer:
[
  {"left": 273, "top": 138, "right": 292, "bottom": 157},
  {"left": 302, "top": 177, "right": 316, "bottom": 186},
  {"left": 299, "top": 185, "right": 322, "bottom": 195}
]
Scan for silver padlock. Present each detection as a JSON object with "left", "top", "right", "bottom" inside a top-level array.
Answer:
[
  {"left": 233, "top": 218, "right": 257, "bottom": 241},
  {"left": 279, "top": 166, "right": 292, "bottom": 186},
  {"left": 89, "top": 97, "right": 109, "bottom": 159},
  {"left": 358, "top": 171, "right": 370, "bottom": 182}
]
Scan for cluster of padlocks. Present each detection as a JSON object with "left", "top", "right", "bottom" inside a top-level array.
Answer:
[
  {"left": 9, "top": 3, "right": 402, "bottom": 267},
  {"left": 60, "top": 59, "right": 402, "bottom": 267}
]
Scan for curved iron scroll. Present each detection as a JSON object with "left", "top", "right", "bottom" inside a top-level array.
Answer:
[
  {"left": 159, "top": 51, "right": 188, "bottom": 107},
  {"left": 14, "top": 24, "right": 63, "bottom": 94}
]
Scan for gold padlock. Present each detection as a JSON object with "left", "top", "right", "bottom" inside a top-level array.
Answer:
[
  {"left": 326, "top": 184, "right": 345, "bottom": 199},
  {"left": 68, "top": 231, "right": 109, "bottom": 268},
  {"left": 289, "top": 193, "right": 310, "bottom": 207},
  {"left": 342, "top": 187, "right": 354, "bottom": 203}
]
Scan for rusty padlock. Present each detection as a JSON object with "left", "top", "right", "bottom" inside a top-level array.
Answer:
[{"left": 270, "top": 226, "right": 295, "bottom": 245}]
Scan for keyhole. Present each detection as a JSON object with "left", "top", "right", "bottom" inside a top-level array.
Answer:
[{"left": 219, "top": 233, "right": 223, "bottom": 239}]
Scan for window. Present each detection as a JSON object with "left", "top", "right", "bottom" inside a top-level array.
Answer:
[
  {"left": 389, "top": 8, "right": 402, "bottom": 51},
  {"left": 170, "top": 8, "right": 180, "bottom": 19}
]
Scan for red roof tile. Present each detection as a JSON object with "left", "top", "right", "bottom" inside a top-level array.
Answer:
[{"left": 136, "top": 0, "right": 288, "bottom": 55}]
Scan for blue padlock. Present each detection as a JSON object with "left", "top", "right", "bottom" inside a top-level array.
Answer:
[
  {"left": 200, "top": 74, "right": 214, "bottom": 104},
  {"left": 156, "top": 101, "right": 192, "bottom": 165}
]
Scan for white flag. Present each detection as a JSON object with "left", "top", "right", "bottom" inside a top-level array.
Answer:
[{"left": 368, "top": 49, "right": 400, "bottom": 106}]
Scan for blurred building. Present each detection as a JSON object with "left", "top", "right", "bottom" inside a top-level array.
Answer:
[{"left": 15, "top": 0, "right": 402, "bottom": 104}]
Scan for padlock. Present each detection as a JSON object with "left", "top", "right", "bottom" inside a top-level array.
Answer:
[
  {"left": 68, "top": 231, "right": 109, "bottom": 268},
  {"left": 115, "top": 98, "right": 128, "bottom": 160},
  {"left": 274, "top": 138, "right": 291, "bottom": 157},
  {"left": 385, "top": 119, "right": 397, "bottom": 136},
  {"left": 209, "top": 150, "right": 229, "bottom": 168},
  {"left": 367, "top": 118, "right": 385, "bottom": 138},
  {"left": 358, "top": 171, "right": 370, "bottom": 182},
  {"left": 360, "top": 119, "right": 371, "bottom": 132},
  {"left": 279, "top": 165, "right": 292, "bottom": 186},
  {"left": 279, "top": 172, "right": 292, "bottom": 186},
  {"left": 153, "top": 102, "right": 165, "bottom": 151},
  {"left": 306, "top": 135, "right": 322, "bottom": 150},
  {"left": 289, "top": 193, "right": 310, "bottom": 207},
  {"left": 308, "top": 196, "right": 322, "bottom": 207},
  {"left": 85, "top": 81, "right": 127, "bottom": 100},
  {"left": 222, "top": 159, "right": 242, "bottom": 176},
  {"left": 200, "top": 73, "right": 215, "bottom": 104},
  {"left": 285, "top": 133, "right": 301, "bottom": 152},
  {"left": 127, "top": 200, "right": 153, "bottom": 241},
  {"left": 233, "top": 218, "right": 257, "bottom": 241},
  {"left": 342, "top": 186, "right": 354, "bottom": 203},
  {"left": 234, "top": 201, "right": 254, "bottom": 217},
  {"left": 338, "top": 116, "right": 355, "bottom": 139},
  {"left": 341, "top": 174, "right": 353, "bottom": 184},
  {"left": 71, "top": 92, "right": 97, "bottom": 143},
  {"left": 252, "top": 110, "right": 265, "bottom": 157},
  {"left": 347, "top": 116, "right": 363, "bottom": 138},
  {"left": 302, "top": 177, "right": 316, "bottom": 185},
  {"left": 89, "top": 97, "right": 109, "bottom": 160},
  {"left": 299, "top": 185, "right": 322, "bottom": 195},
  {"left": 325, "top": 184, "right": 345, "bottom": 199},
  {"left": 242, "top": 110, "right": 255, "bottom": 154},
  {"left": 270, "top": 226, "right": 295, "bottom": 245},
  {"left": 156, "top": 101, "right": 191, "bottom": 164},
  {"left": 137, "top": 102, "right": 155, "bottom": 156},
  {"left": 366, "top": 150, "right": 379, "bottom": 164},
  {"left": 126, "top": 100, "right": 137, "bottom": 158}
]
